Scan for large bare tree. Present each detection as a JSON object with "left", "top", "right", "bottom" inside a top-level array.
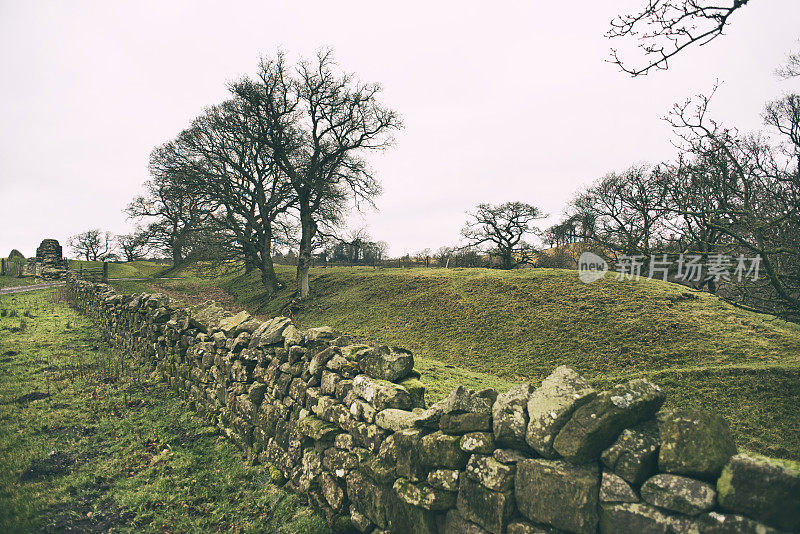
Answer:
[
  {"left": 176, "top": 96, "right": 297, "bottom": 293},
  {"left": 231, "top": 50, "right": 402, "bottom": 298},
  {"left": 665, "top": 89, "right": 800, "bottom": 314},
  {"left": 127, "top": 142, "right": 210, "bottom": 266},
  {"left": 461, "top": 202, "right": 545, "bottom": 270},
  {"left": 69, "top": 229, "right": 112, "bottom": 261},
  {"left": 568, "top": 164, "right": 672, "bottom": 264}
]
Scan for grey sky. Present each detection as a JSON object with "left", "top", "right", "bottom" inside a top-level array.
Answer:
[{"left": 1, "top": 0, "right": 798, "bottom": 258}]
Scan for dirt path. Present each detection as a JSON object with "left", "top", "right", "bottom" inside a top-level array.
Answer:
[{"left": 0, "top": 282, "right": 65, "bottom": 295}]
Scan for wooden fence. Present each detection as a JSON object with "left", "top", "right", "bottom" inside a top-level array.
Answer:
[{"left": 0, "top": 259, "right": 24, "bottom": 277}]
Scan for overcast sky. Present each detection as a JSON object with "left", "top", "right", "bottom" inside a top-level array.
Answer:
[{"left": 1, "top": 0, "right": 798, "bottom": 258}]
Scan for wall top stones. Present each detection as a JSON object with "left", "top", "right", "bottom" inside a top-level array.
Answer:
[{"left": 66, "top": 276, "right": 800, "bottom": 534}]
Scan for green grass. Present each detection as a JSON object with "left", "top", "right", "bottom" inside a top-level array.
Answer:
[
  {"left": 140, "top": 264, "right": 800, "bottom": 460},
  {"left": 68, "top": 260, "right": 168, "bottom": 279},
  {"left": 0, "top": 288, "right": 328, "bottom": 533},
  {"left": 0, "top": 275, "right": 39, "bottom": 289}
]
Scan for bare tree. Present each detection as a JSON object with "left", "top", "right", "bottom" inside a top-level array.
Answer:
[
  {"left": 608, "top": 0, "right": 751, "bottom": 76},
  {"left": 127, "top": 142, "right": 210, "bottom": 266},
  {"left": 176, "top": 96, "right": 297, "bottom": 293},
  {"left": 665, "top": 89, "right": 800, "bottom": 315},
  {"left": 231, "top": 50, "right": 402, "bottom": 298},
  {"left": 69, "top": 229, "right": 112, "bottom": 261},
  {"left": 569, "top": 165, "right": 672, "bottom": 264},
  {"left": 461, "top": 202, "right": 545, "bottom": 270},
  {"left": 776, "top": 44, "right": 800, "bottom": 79},
  {"left": 116, "top": 229, "right": 150, "bottom": 262}
]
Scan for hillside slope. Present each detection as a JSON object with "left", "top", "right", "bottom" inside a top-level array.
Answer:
[{"left": 122, "top": 265, "right": 800, "bottom": 459}]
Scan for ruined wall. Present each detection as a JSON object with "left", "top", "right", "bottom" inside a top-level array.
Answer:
[
  {"left": 24, "top": 238, "right": 68, "bottom": 280},
  {"left": 66, "top": 276, "right": 800, "bottom": 534}
]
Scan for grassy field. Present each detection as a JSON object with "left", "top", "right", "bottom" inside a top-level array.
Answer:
[
  {"left": 0, "top": 274, "right": 39, "bottom": 289},
  {"left": 0, "top": 288, "right": 328, "bottom": 533},
  {"left": 68, "top": 260, "right": 168, "bottom": 280},
  {"left": 119, "top": 263, "right": 800, "bottom": 460}
]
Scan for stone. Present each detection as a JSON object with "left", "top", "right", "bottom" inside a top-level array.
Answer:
[
  {"left": 699, "top": 511, "right": 783, "bottom": 534},
  {"left": 640, "top": 473, "right": 716, "bottom": 516},
  {"left": 442, "top": 385, "right": 496, "bottom": 415},
  {"left": 599, "top": 503, "right": 673, "bottom": 534},
  {"left": 350, "top": 504, "right": 373, "bottom": 533},
  {"left": 352, "top": 375, "right": 413, "bottom": 411},
  {"left": 414, "top": 403, "right": 445, "bottom": 429},
  {"left": 507, "top": 519, "right": 561, "bottom": 533},
  {"left": 419, "top": 431, "right": 469, "bottom": 469},
  {"left": 493, "top": 448, "right": 528, "bottom": 464},
  {"left": 456, "top": 476, "right": 515, "bottom": 534},
  {"left": 297, "top": 415, "right": 339, "bottom": 442},
  {"left": 309, "top": 347, "right": 339, "bottom": 378},
  {"left": 248, "top": 382, "right": 266, "bottom": 405},
  {"left": 320, "top": 472, "right": 346, "bottom": 511},
  {"left": 218, "top": 310, "right": 258, "bottom": 336},
  {"left": 515, "top": 458, "right": 600, "bottom": 534},
  {"left": 321, "top": 370, "right": 340, "bottom": 396},
  {"left": 386, "top": 496, "right": 439, "bottom": 534},
  {"left": 393, "top": 428, "right": 427, "bottom": 481},
  {"left": 525, "top": 365, "right": 596, "bottom": 458},
  {"left": 374, "top": 408, "right": 421, "bottom": 431},
  {"left": 306, "top": 326, "right": 340, "bottom": 342},
  {"left": 427, "top": 468, "right": 461, "bottom": 492},
  {"left": 230, "top": 332, "right": 250, "bottom": 352},
  {"left": 601, "top": 425, "right": 660, "bottom": 485},
  {"left": 493, "top": 383, "right": 534, "bottom": 448},
  {"left": 600, "top": 471, "right": 639, "bottom": 503},
  {"left": 253, "top": 316, "right": 292, "bottom": 345},
  {"left": 393, "top": 478, "right": 456, "bottom": 511},
  {"left": 465, "top": 454, "right": 515, "bottom": 491},
  {"left": 443, "top": 509, "right": 490, "bottom": 534},
  {"left": 716, "top": 453, "right": 800, "bottom": 531},
  {"left": 657, "top": 410, "right": 737, "bottom": 480},
  {"left": 440, "top": 412, "right": 492, "bottom": 434},
  {"left": 345, "top": 469, "right": 392, "bottom": 529},
  {"left": 553, "top": 378, "right": 665, "bottom": 464},
  {"left": 191, "top": 302, "right": 231, "bottom": 333},
  {"left": 359, "top": 345, "right": 414, "bottom": 382},
  {"left": 282, "top": 324, "right": 303, "bottom": 347},
  {"left": 460, "top": 432, "right": 495, "bottom": 454}
]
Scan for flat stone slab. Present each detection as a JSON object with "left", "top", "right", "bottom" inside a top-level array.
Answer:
[
  {"left": 515, "top": 458, "right": 600, "bottom": 534},
  {"left": 717, "top": 454, "right": 800, "bottom": 531},
  {"left": 641, "top": 473, "right": 716, "bottom": 516},
  {"left": 657, "top": 409, "right": 737, "bottom": 480}
]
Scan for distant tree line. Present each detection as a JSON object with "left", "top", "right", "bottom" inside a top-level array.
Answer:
[{"left": 543, "top": 69, "right": 800, "bottom": 317}]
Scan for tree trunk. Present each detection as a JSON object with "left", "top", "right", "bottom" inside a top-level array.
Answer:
[
  {"left": 297, "top": 208, "right": 316, "bottom": 298},
  {"left": 260, "top": 258, "right": 278, "bottom": 294},
  {"left": 172, "top": 243, "right": 183, "bottom": 267},
  {"left": 259, "top": 230, "right": 279, "bottom": 294}
]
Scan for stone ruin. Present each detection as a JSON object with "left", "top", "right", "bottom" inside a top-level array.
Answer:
[
  {"left": 24, "top": 239, "right": 68, "bottom": 280},
  {"left": 66, "top": 276, "right": 800, "bottom": 534}
]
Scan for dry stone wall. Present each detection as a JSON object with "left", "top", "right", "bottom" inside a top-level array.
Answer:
[{"left": 66, "top": 276, "right": 800, "bottom": 534}]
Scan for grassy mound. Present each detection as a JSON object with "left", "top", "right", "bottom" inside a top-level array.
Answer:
[{"left": 114, "top": 264, "right": 800, "bottom": 459}]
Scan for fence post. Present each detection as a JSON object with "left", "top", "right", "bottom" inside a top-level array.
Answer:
[{"left": 102, "top": 262, "right": 108, "bottom": 283}]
